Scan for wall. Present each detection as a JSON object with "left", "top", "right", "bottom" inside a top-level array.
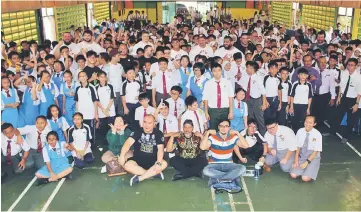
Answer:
[
  {"left": 111, "top": 1, "right": 158, "bottom": 24},
  {"left": 352, "top": 8, "right": 361, "bottom": 39}
]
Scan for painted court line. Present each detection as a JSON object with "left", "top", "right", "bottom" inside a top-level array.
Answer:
[
  {"left": 40, "top": 178, "right": 66, "bottom": 212},
  {"left": 227, "top": 193, "right": 236, "bottom": 212},
  {"left": 241, "top": 177, "right": 254, "bottom": 212},
  {"left": 7, "top": 176, "right": 37, "bottom": 212},
  {"left": 210, "top": 187, "right": 218, "bottom": 212}
]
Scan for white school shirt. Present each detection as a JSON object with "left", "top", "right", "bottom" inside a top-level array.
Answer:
[
  {"left": 319, "top": 69, "right": 337, "bottom": 99},
  {"left": 36, "top": 82, "right": 60, "bottom": 103},
  {"left": 170, "top": 49, "right": 188, "bottom": 61},
  {"left": 239, "top": 73, "right": 266, "bottom": 99},
  {"left": 340, "top": 70, "right": 361, "bottom": 98},
  {"left": 121, "top": 80, "right": 142, "bottom": 104},
  {"left": 203, "top": 78, "right": 234, "bottom": 108},
  {"left": 78, "top": 41, "right": 105, "bottom": 54},
  {"left": 21, "top": 87, "right": 40, "bottom": 105},
  {"left": 108, "top": 63, "right": 124, "bottom": 93},
  {"left": 151, "top": 71, "right": 179, "bottom": 94},
  {"left": 96, "top": 84, "right": 116, "bottom": 118},
  {"left": 234, "top": 100, "right": 248, "bottom": 116},
  {"left": 18, "top": 125, "right": 51, "bottom": 150},
  {"left": 189, "top": 45, "right": 214, "bottom": 62},
  {"left": 180, "top": 109, "right": 207, "bottom": 133},
  {"left": 135, "top": 106, "right": 156, "bottom": 122},
  {"left": 240, "top": 130, "right": 264, "bottom": 148},
  {"left": 281, "top": 81, "right": 292, "bottom": 103},
  {"left": 48, "top": 117, "right": 70, "bottom": 132},
  {"left": 1, "top": 134, "right": 30, "bottom": 156},
  {"left": 290, "top": 81, "right": 313, "bottom": 105},
  {"left": 150, "top": 62, "right": 176, "bottom": 75},
  {"left": 264, "top": 125, "right": 297, "bottom": 151},
  {"left": 296, "top": 128, "right": 322, "bottom": 153},
  {"left": 157, "top": 114, "right": 179, "bottom": 133},
  {"left": 166, "top": 97, "right": 186, "bottom": 119},
  {"left": 68, "top": 124, "right": 92, "bottom": 156},
  {"left": 42, "top": 141, "right": 69, "bottom": 163},
  {"left": 263, "top": 75, "right": 282, "bottom": 98},
  {"left": 74, "top": 83, "right": 98, "bottom": 120},
  {"left": 223, "top": 69, "right": 237, "bottom": 92},
  {"left": 1, "top": 88, "right": 20, "bottom": 104},
  {"left": 186, "top": 75, "right": 207, "bottom": 90}
]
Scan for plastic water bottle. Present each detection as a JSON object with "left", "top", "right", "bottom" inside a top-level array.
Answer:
[{"left": 254, "top": 164, "right": 261, "bottom": 180}]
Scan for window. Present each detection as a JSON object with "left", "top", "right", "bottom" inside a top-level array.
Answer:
[
  {"left": 338, "top": 7, "right": 353, "bottom": 16},
  {"left": 41, "top": 8, "right": 54, "bottom": 17}
]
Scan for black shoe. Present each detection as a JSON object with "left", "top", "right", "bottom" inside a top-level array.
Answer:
[
  {"left": 36, "top": 178, "right": 49, "bottom": 186},
  {"left": 172, "top": 173, "right": 184, "bottom": 181},
  {"left": 65, "top": 174, "right": 73, "bottom": 180}
]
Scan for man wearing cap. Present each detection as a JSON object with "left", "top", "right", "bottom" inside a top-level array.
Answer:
[
  {"left": 108, "top": 49, "right": 126, "bottom": 115},
  {"left": 215, "top": 36, "right": 244, "bottom": 63},
  {"left": 189, "top": 35, "right": 214, "bottom": 63}
]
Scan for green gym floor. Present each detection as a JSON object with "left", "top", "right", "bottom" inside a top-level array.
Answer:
[{"left": 1, "top": 135, "right": 361, "bottom": 211}]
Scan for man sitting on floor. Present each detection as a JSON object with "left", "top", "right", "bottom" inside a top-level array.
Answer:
[
  {"left": 119, "top": 115, "right": 168, "bottom": 186},
  {"left": 200, "top": 119, "right": 248, "bottom": 192},
  {"left": 166, "top": 119, "right": 208, "bottom": 181}
]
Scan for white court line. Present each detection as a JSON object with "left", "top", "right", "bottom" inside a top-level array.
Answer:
[
  {"left": 241, "top": 177, "right": 254, "bottom": 212},
  {"left": 221, "top": 202, "right": 249, "bottom": 205},
  {"left": 40, "top": 178, "right": 66, "bottom": 212},
  {"left": 210, "top": 187, "right": 218, "bottom": 212},
  {"left": 7, "top": 176, "right": 37, "bottom": 212},
  {"left": 227, "top": 193, "right": 236, "bottom": 212}
]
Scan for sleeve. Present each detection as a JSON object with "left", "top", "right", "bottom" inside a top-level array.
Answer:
[
  {"left": 307, "top": 83, "right": 313, "bottom": 98},
  {"left": 329, "top": 74, "right": 336, "bottom": 99},
  {"left": 277, "top": 78, "right": 283, "bottom": 90},
  {"left": 202, "top": 81, "right": 210, "bottom": 101},
  {"left": 290, "top": 82, "right": 297, "bottom": 97},
  {"left": 129, "top": 130, "right": 139, "bottom": 141},
  {"left": 264, "top": 133, "right": 274, "bottom": 148},
  {"left": 53, "top": 84, "right": 60, "bottom": 98},
  {"left": 59, "top": 83, "right": 64, "bottom": 95},
  {"left": 61, "top": 117, "right": 70, "bottom": 131},
  {"left": 295, "top": 129, "right": 303, "bottom": 148},
  {"left": 287, "top": 82, "right": 292, "bottom": 96},
  {"left": 18, "top": 125, "right": 33, "bottom": 135},
  {"left": 90, "top": 86, "right": 99, "bottom": 102},
  {"left": 156, "top": 130, "right": 165, "bottom": 145},
  {"left": 74, "top": 86, "right": 80, "bottom": 102},
  {"left": 243, "top": 102, "right": 248, "bottom": 116},
  {"left": 257, "top": 76, "right": 267, "bottom": 95},
  {"left": 227, "top": 80, "right": 234, "bottom": 97},
  {"left": 109, "top": 84, "right": 115, "bottom": 99},
  {"left": 85, "top": 125, "right": 92, "bottom": 140},
  {"left": 314, "top": 131, "right": 322, "bottom": 152},
  {"left": 20, "top": 139, "right": 31, "bottom": 152},
  {"left": 134, "top": 107, "right": 140, "bottom": 121},
  {"left": 121, "top": 81, "right": 127, "bottom": 96},
  {"left": 68, "top": 128, "right": 74, "bottom": 143},
  {"left": 287, "top": 128, "right": 297, "bottom": 151},
  {"left": 42, "top": 146, "right": 50, "bottom": 163},
  {"left": 14, "top": 89, "right": 20, "bottom": 103}
]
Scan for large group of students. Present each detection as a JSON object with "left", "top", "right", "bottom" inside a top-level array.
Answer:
[{"left": 1, "top": 8, "right": 361, "bottom": 193}]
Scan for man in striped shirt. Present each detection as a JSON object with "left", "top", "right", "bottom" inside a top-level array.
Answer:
[{"left": 200, "top": 119, "right": 248, "bottom": 189}]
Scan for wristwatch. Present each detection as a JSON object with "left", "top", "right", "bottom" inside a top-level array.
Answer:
[
  {"left": 156, "top": 161, "right": 162, "bottom": 166},
  {"left": 306, "top": 159, "right": 311, "bottom": 164}
]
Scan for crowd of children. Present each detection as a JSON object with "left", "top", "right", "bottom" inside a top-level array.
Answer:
[{"left": 1, "top": 10, "right": 361, "bottom": 192}]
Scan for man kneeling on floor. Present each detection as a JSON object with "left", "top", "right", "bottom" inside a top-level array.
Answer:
[
  {"left": 200, "top": 119, "right": 248, "bottom": 193},
  {"left": 119, "top": 115, "right": 168, "bottom": 186},
  {"left": 166, "top": 119, "right": 208, "bottom": 181},
  {"left": 263, "top": 119, "right": 296, "bottom": 173}
]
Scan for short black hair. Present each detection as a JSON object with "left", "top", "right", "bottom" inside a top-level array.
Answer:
[
  {"left": 347, "top": 58, "right": 358, "bottom": 65},
  {"left": 268, "top": 61, "right": 278, "bottom": 69},
  {"left": 183, "top": 119, "right": 194, "bottom": 127},
  {"left": 86, "top": 50, "right": 97, "bottom": 58},
  {"left": 233, "top": 52, "right": 243, "bottom": 60},
  {"left": 279, "top": 67, "right": 290, "bottom": 73},
  {"left": 298, "top": 67, "right": 309, "bottom": 75},
  {"left": 46, "top": 131, "right": 59, "bottom": 141},
  {"left": 36, "top": 115, "right": 47, "bottom": 122},
  {"left": 185, "top": 95, "right": 198, "bottom": 107},
  {"left": 235, "top": 87, "right": 246, "bottom": 95},
  {"left": 162, "top": 100, "right": 170, "bottom": 108},
  {"left": 73, "top": 112, "right": 84, "bottom": 120},
  {"left": 218, "top": 119, "right": 230, "bottom": 126},
  {"left": 1, "top": 122, "right": 13, "bottom": 132},
  {"left": 46, "top": 104, "right": 62, "bottom": 119},
  {"left": 246, "top": 61, "right": 259, "bottom": 71},
  {"left": 138, "top": 92, "right": 150, "bottom": 101},
  {"left": 45, "top": 54, "right": 55, "bottom": 60},
  {"left": 76, "top": 55, "right": 86, "bottom": 62},
  {"left": 211, "top": 62, "right": 222, "bottom": 70},
  {"left": 99, "top": 52, "right": 111, "bottom": 62},
  {"left": 97, "top": 70, "right": 107, "bottom": 77},
  {"left": 265, "top": 118, "right": 277, "bottom": 126},
  {"left": 171, "top": 85, "right": 183, "bottom": 94},
  {"left": 60, "top": 46, "right": 69, "bottom": 53},
  {"left": 158, "top": 57, "right": 169, "bottom": 64},
  {"left": 247, "top": 118, "right": 257, "bottom": 126}
]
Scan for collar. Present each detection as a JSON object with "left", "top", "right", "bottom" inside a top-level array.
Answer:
[
  {"left": 98, "top": 82, "right": 108, "bottom": 87},
  {"left": 80, "top": 83, "right": 90, "bottom": 88},
  {"left": 216, "top": 132, "right": 231, "bottom": 140},
  {"left": 54, "top": 71, "right": 64, "bottom": 76},
  {"left": 298, "top": 80, "right": 307, "bottom": 85},
  {"left": 49, "top": 142, "right": 60, "bottom": 149},
  {"left": 74, "top": 124, "right": 84, "bottom": 130}
]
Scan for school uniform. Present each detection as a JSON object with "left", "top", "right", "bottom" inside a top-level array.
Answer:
[
  {"left": 96, "top": 83, "right": 116, "bottom": 141},
  {"left": 177, "top": 66, "right": 192, "bottom": 100},
  {"left": 152, "top": 71, "right": 178, "bottom": 106},
  {"left": 18, "top": 125, "right": 51, "bottom": 169},
  {"left": 264, "top": 125, "right": 297, "bottom": 172},
  {"left": 1, "top": 134, "right": 34, "bottom": 174},
  {"left": 37, "top": 82, "right": 60, "bottom": 116},
  {"left": 1, "top": 88, "right": 20, "bottom": 127},
  {"left": 240, "top": 73, "right": 267, "bottom": 135},
  {"left": 74, "top": 83, "right": 98, "bottom": 143},
  {"left": 108, "top": 63, "right": 124, "bottom": 115},
  {"left": 230, "top": 62, "right": 246, "bottom": 90},
  {"left": 186, "top": 75, "right": 208, "bottom": 105},
  {"left": 203, "top": 78, "right": 234, "bottom": 130},
  {"left": 277, "top": 80, "right": 292, "bottom": 126},
  {"left": 232, "top": 130, "right": 265, "bottom": 163},
  {"left": 230, "top": 100, "right": 248, "bottom": 132},
  {"left": 331, "top": 70, "right": 361, "bottom": 139},
  {"left": 121, "top": 80, "right": 142, "bottom": 130},
  {"left": 135, "top": 105, "right": 156, "bottom": 127},
  {"left": 52, "top": 71, "right": 64, "bottom": 113},
  {"left": 36, "top": 141, "right": 71, "bottom": 177},
  {"left": 223, "top": 69, "right": 236, "bottom": 92},
  {"left": 312, "top": 69, "right": 336, "bottom": 128},
  {"left": 290, "top": 128, "right": 322, "bottom": 180},
  {"left": 263, "top": 75, "right": 283, "bottom": 121},
  {"left": 157, "top": 114, "right": 178, "bottom": 146},
  {"left": 18, "top": 87, "right": 39, "bottom": 127},
  {"left": 60, "top": 81, "right": 76, "bottom": 125},
  {"left": 181, "top": 109, "right": 207, "bottom": 133},
  {"left": 68, "top": 124, "right": 94, "bottom": 168},
  {"left": 290, "top": 81, "right": 313, "bottom": 132},
  {"left": 166, "top": 98, "right": 186, "bottom": 119},
  {"left": 48, "top": 117, "right": 70, "bottom": 143},
  {"left": 143, "top": 71, "right": 153, "bottom": 104}
]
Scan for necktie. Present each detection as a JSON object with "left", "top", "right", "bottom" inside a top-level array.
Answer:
[
  {"left": 68, "top": 85, "right": 72, "bottom": 89},
  {"left": 47, "top": 84, "right": 50, "bottom": 89},
  {"left": 238, "top": 101, "right": 240, "bottom": 109},
  {"left": 174, "top": 101, "right": 178, "bottom": 117},
  {"left": 343, "top": 75, "right": 351, "bottom": 97},
  {"left": 57, "top": 73, "right": 60, "bottom": 78},
  {"left": 143, "top": 108, "right": 147, "bottom": 119},
  {"left": 37, "top": 131, "right": 42, "bottom": 152},
  {"left": 303, "top": 133, "right": 310, "bottom": 149},
  {"left": 237, "top": 66, "right": 241, "bottom": 81},
  {"left": 273, "top": 134, "right": 278, "bottom": 150},
  {"left": 195, "top": 78, "right": 199, "bottom": 84},
  {"left": 246, "top": 77, "right": 251, "bottom": 101},
  {"left": 54, "top": 119, "right": 57, "bottom": 123},
  {"left": 216, "top": 81, "right": 221, "bottom": 108},
  {"left": 52, "top": 148, "right": 56, "bottom": 152},
  {"left": 162, "top": 72, "right": 167, "bottom": 97},
  {"left": 163, "top": 119, "right": 167, "bottom": 133},
  {"left": 6, "top": 140, "right": 12, "bottom": 164},
  {"left": 184, "top": 68, "right": 187, "bottom": 74},
  {"left": 198, "top": 28, "right": 200, "bottom": 35},
  {"left": 5, "top": 90, "right": 10, "bottom": 97},
  {"left": 194, "top": 111, "right": 202, "bottom": 133}
]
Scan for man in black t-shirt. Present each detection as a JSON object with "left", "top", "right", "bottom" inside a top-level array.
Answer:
[
  {"left": 120, "top": 115, "right": 168, "bottom": 186},
  {"left": 118, "top": 44, "right": 135, "bottom": 71},
  {"left": 84, "top": 50, "right": 102, "bottom": 86}
]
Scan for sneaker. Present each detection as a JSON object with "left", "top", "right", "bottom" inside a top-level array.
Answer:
[
  {"left": 208, "top": 178, "right": 218, "bottom": 187},
  {"left": 172, "top": 173, "right": 184, "bottom": 181},
  {"left": 130, "top": 175, "right": 139, "bottom": 186},
  {"left": 153, "top": 172, "right": 164, "bottom": 180},
  {"left": 341, "top": 138, "right": 348, "bottom": 144},
  {"left": 36, "top": 178, "right": 49, "bottom": 186},
  {"left": 65, "top": 174, "right": 73, "bottom": 180}
]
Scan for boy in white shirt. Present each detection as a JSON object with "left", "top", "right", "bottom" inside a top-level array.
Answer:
[
  {"left": 135, "top": 93, "right": 156, "bottom": 129},
  {"left": 181, "top": 96, "right": 208, "bottom": 134},
  {"left": 166, "top": 86, "right": 186, "bottom": 119},
  {"left": 154, "top": 101, "right": 179, "bottom": 145}
]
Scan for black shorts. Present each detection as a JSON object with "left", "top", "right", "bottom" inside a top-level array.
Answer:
[{"left": 127, "top": 157, "right": 156, "bottom": 170}]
